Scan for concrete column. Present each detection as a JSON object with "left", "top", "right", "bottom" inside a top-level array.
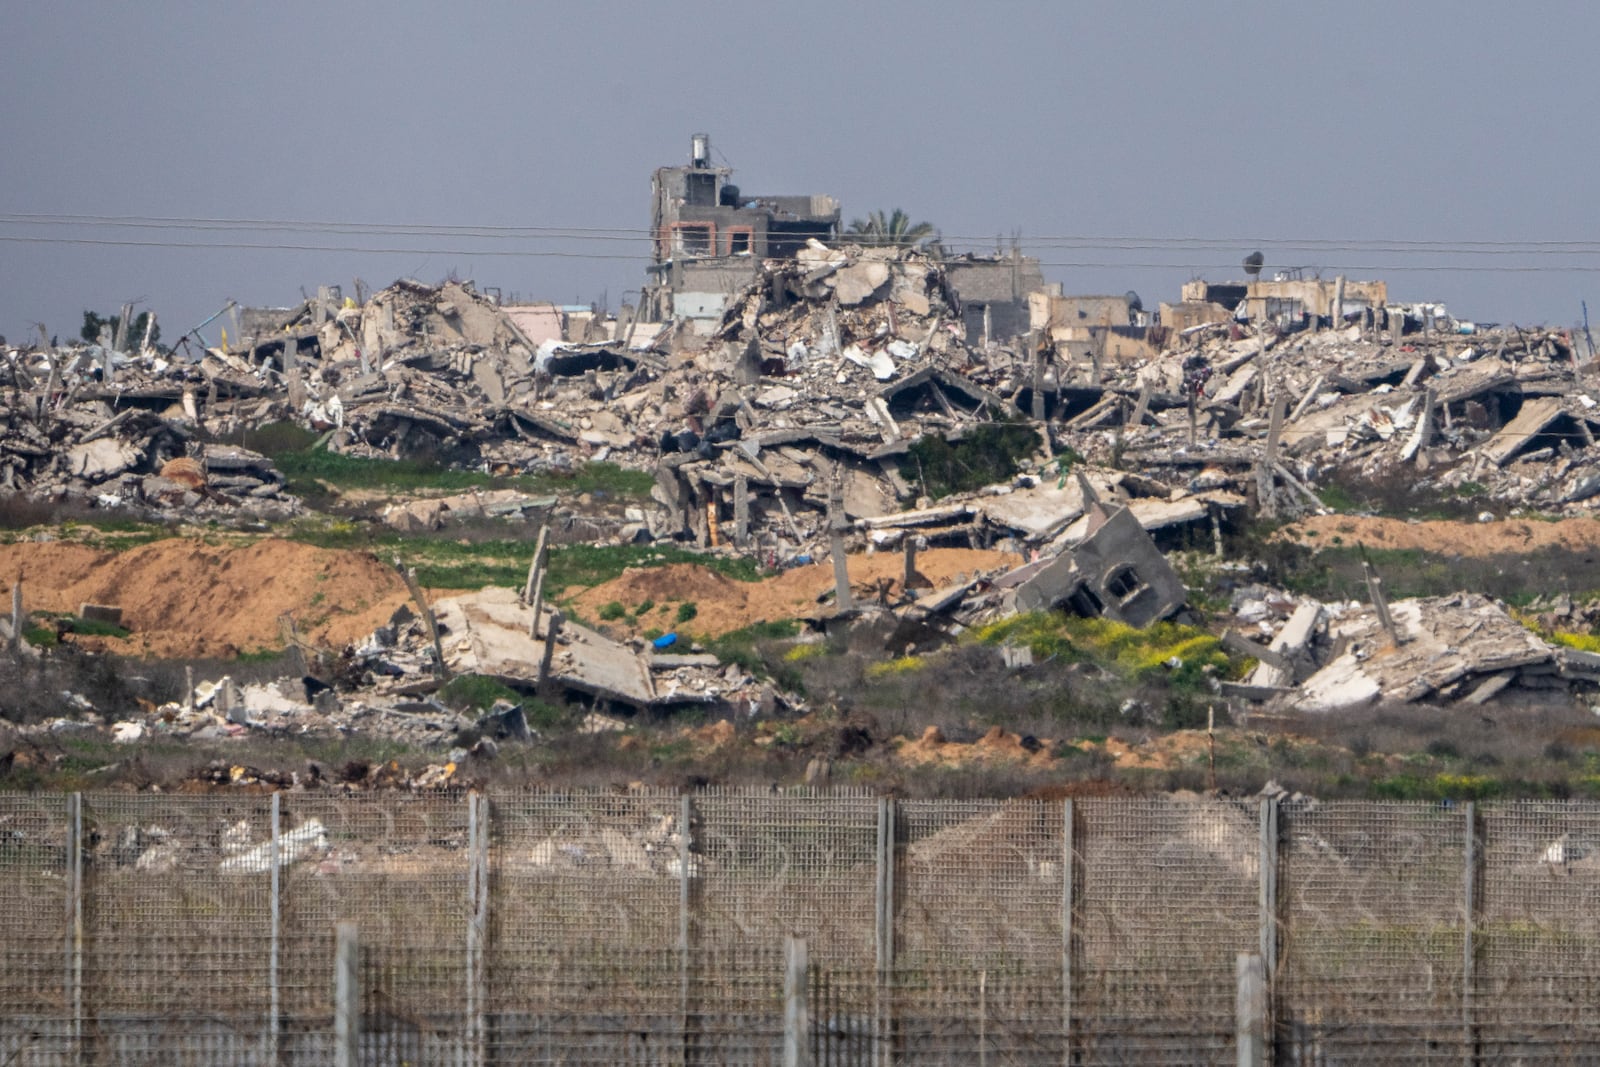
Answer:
[
  {"left": 1236, "top": 953, "right": 1266, "bottom": 1067},
  {"left": 783, "top": 936, "right": 810, "bottom": 1067},
  {"left": 334, "top": 922, "right": 359, "bottom": 1067}
]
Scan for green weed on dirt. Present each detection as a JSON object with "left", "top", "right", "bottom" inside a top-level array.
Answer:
[
  {"left": 237, "top": 421, "right": 652, "bottom": 500},
  {"left": 974, "top": 613, "right": 1235, "bottom": 692},
  {"left": 902, "top": 423, "right": 1042, "bottom": 499},
  {"left": 285, "top": 525, "right": 764, "bottom": 594}
]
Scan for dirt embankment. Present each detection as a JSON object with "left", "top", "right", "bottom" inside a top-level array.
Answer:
[
  {"left": 0, "top": 539, "right": 410, "bottom": 658},
  {"left": 1281, "top": 515, "right": 1600, "bottom": 557},
  {"left": 567, "top": 548, "right": 1021, "bottom": 638}
]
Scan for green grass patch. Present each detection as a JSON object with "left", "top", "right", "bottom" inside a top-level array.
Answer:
[
  {"left": 902, "top": 423, "right": 1042, "bottom": 499},
  {"left": 700, "top": 619, "right": 805, "bottom": 688},
  {"left": 1372, "top": 773, "right": 1502, "bottom": 801},
  {"left": 1316, "top": 482, "right": 1359, "bottom": 512},
  {"left": 973, "top": 613, "right": 1234, "bottom": 692},
  {"left": 242, "top": 420, "right": 652, "bottom": 501},
  {"left": 22, "top": 625, "right": 58, "bottom": 647},
  {"left": 23, "top": 613, "right": 131, "bottom": 643},
  {"left": 1545, "top": 629, "right": 1600, "bottom": 654},
  {"left": 439, "top": 674, "right": 521, "bottom": 713},
  {"left": 1267, "top": 543, "right": 1600, "bottom": 608},
  {"left": 285, "top": 524, "right": 764, "bottom": 594}
]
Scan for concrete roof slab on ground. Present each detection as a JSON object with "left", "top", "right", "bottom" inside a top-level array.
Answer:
[
  {"left": 1294, "top": 593, "right": 1555, "bottom": 712},
  {"left": 435, "top": 587, "right": 657, "bottom": 709}
]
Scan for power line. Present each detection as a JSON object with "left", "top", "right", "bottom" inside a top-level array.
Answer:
[
  {"left": 9, "top": 215, "right": 1600, "bottom": 275},
  {"left": 0, "top": 235, "right": 648, "bottom": 261},
  {"left": 6, "top": 212, "right": 1600, "bottom": 255},
  {"left": 9, "top": 233, "right": 1600, "bottom": 274}
]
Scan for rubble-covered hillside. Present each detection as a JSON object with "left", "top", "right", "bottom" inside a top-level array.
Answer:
[{"left": 5, "top": 243, "right": 1600, "bottom": 796}]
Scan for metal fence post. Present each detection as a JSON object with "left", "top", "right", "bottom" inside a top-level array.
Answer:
[
  {"left": 679, "top": 793, "right": 694, "bottom": 1063},
  {"left": 1259, "top": 795, "right": 1279, "bottom": 1062},
  {"left": 66, "top": 792, "right": 83, "bottom": 1067},
  {"left": 784, "top": 935, "right": 810, "bottom": 1067},
  {"left": 1462, "top": 801, "right": 1478, "bottom": 1067},
  {"left": 466, "top": 792, "right": 489, "bottom": 1066},
  {"left": 268, "top": 792, "right": 281, "bottom": 1064},
  {"left": 1062, "top": 798, "right": 1075, "bottom": 1067},
  {"left": 874, "top": 797, "right": 896, "bottom": 1067},
  {"left": 334, "top": 921, "right": 359, "bottom": 1067},
  {"left": 1237, "top": 952, "right": 1266, "bottom": 1067}
]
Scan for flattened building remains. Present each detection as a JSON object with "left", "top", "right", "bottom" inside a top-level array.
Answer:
[{"left": 3, "top": 133, "right": 1600, "bottom": 733}]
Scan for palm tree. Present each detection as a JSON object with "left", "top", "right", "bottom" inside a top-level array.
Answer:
[{"left": 845, "top": 208, "right": 938, "bottom": 250}]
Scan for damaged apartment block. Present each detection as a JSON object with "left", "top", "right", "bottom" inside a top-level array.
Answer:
[{"left": 644, "top": 133, "right": 841, "bottom": 328}]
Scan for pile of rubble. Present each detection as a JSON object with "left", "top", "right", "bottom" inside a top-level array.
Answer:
[
  {"left": 1088, "top": 319, "right": 1597, "bottom": 518},
  {"left": 0, "top": 345, "right": 300, "bottom": 519},
  {"left": 17, "top": 244, "right": 1590, "bottom": 557},
  {"left": 72, "top": 559, "right": 790, "bottom": 759},
  {"left": 1223, "top": 587, "right": 1600, "bottom": 712}
]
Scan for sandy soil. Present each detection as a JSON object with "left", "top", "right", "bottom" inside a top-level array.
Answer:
[
  {"left": 895, "top": 724, "right": 1058, "bottom": 768},
  {"left": 0, "top": 539, "right": 411, "bottom": 658},
  {"left": 0, "top": 537, "right": 1017, "bottom": 658},
  {"left": 567, "top": 547, "right": 1021, "bottom": 639},
  {"left": 1281, "top": 515, "right": 1600, "bottom": 557}
]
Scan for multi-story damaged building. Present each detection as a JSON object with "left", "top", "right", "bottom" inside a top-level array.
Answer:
[
  {"left": 642, "top": 134, "right": 840, "bottom": 324},
  {"left": 639, "top": 135, "right": 1049, "bottom": 344}
]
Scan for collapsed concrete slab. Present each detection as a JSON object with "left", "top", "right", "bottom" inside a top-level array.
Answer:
[{"left": 1292, "top": 593, "right": 1568, "bottom": 712}]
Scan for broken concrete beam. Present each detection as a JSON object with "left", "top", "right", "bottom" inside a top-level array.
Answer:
[
  {"left": 1364, "top": 560, "right": 1402, "bottom": 646},
  {"left": 1247, "top": 600, "right": 1322, "bottom": 688},
  {"left": 1482, "top": 396, "right": 1566, "bottom": 467},
  {"left": 1459, "top": 670, "right": 1515, "bottom": 705},
  {"left": 832, "top": 260, "right": 891, "bottom": 306},
  {"left": 859, "top": 503, "right": 974, "bottom": 530},
  {"left": 1222, "top": 630, "right": 1291, "bottom": 673},
  {"left": 396, "top": 560, "right": 449, "bottom": 680},
  {"left": 649, "top": 653, "right": 722, "bottom": 670}
]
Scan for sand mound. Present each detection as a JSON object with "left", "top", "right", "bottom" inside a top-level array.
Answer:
[
  {"left": 568, "top": 548, "right": 1021, "bottom": 638},
  {"left": 1282, "top": 515, "right": 1600, "bottom": 557},
  {"left": 895, "top": 724, "right": 1057, "bottom": 768},
  {"left": 0, "top": 538, "right": 410, "bottom": 658}
]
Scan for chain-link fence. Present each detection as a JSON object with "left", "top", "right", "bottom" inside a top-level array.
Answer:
[{"left": 7, "top": 791, "right": 1600, "bottom": 1063}]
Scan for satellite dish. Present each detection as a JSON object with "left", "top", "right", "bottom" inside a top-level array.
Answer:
[
  {"left": 1125, "top": 290, "right": 1143, "bottom": 314},
  {"left": 1243, "top": 251, "right": 1265, "bottom": 277}
]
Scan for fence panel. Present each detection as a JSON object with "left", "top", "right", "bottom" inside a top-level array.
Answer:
[
  {"left": 278, "top": 792, "right": 471, "bottom": 1063},
  {"left": 81, "top": 792, "right": 274, "bottom": 1065},
  {"left": 695, "top": 789, "right": 878, "bottom": 962},
  {"left": 1477, "top": 800, "right": 1600, "bottom": 1064},
  {"left": 0, "top": 793, "right": 71, "bottom": 1065},
  {"left": 1076, "top": 795, "right": 1258, "bottom": 1065},
  {"left": 487, "top": 790, "right": 686, "bottom": 1062},
  {"left": 895, "top": 799, "right": 1065, "bottom": 1064},
  {"left": 1277, "top": 799, "right": 1468, "bottom": 1062},
  {"left": 897, "top": 799, "right": 1064, "bottom": 968},
  {"left": 18, "top": 790, "right": 1600, "bottom": 1060}
]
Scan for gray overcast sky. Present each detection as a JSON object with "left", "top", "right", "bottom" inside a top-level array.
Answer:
[{"left": 3, "top": 0, "right": 1596, "bottom": 345}]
